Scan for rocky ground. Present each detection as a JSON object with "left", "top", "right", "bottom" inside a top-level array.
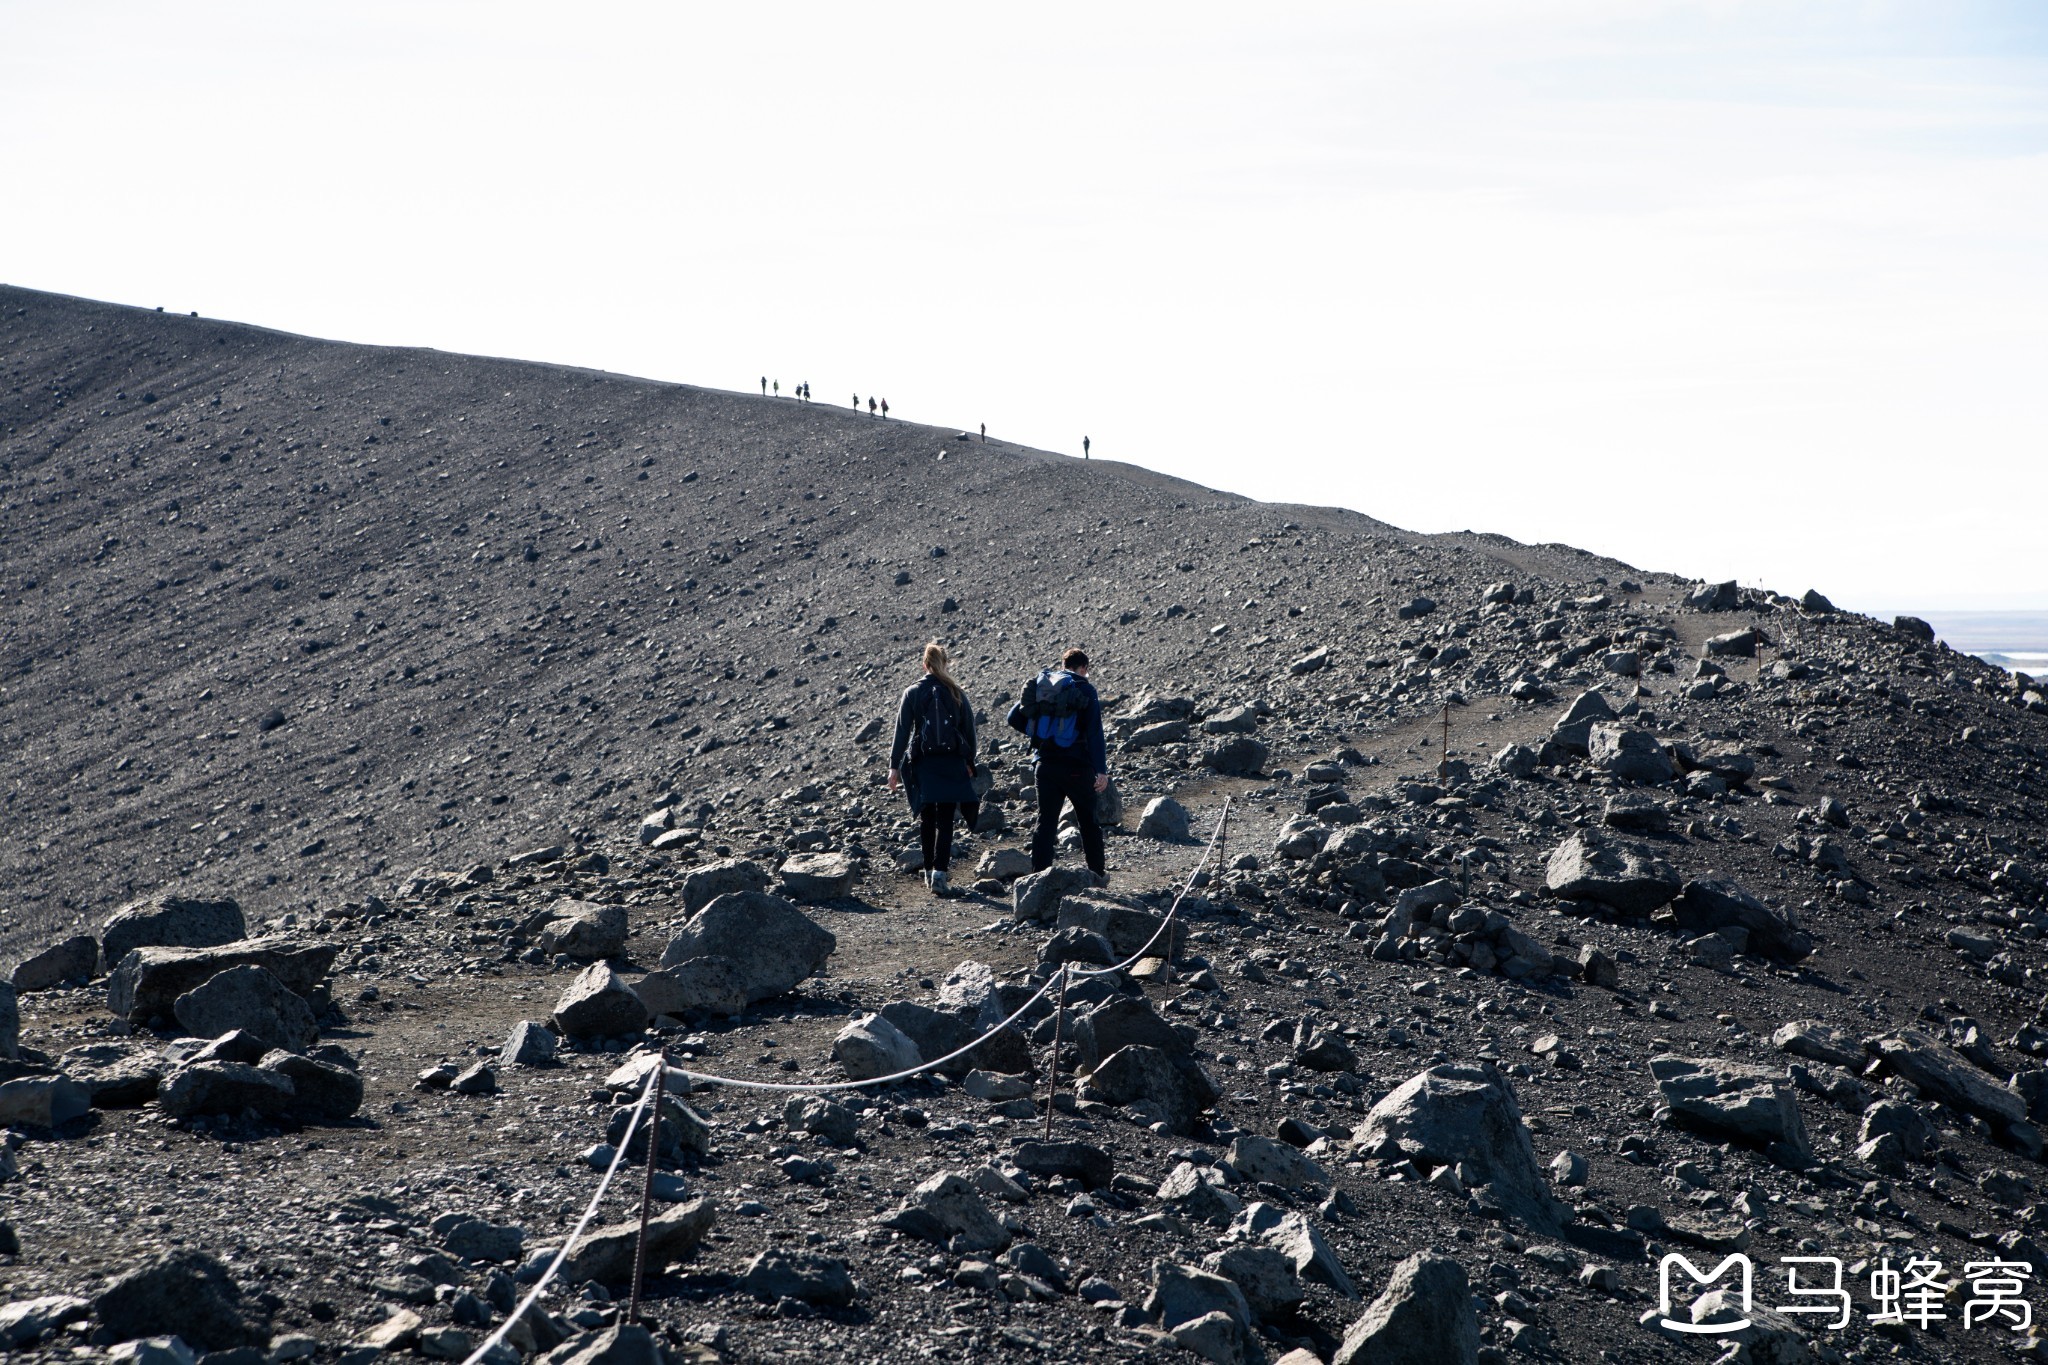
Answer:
[{"left": 4, "top": 284, "right": 2048, "bottom": 1365}]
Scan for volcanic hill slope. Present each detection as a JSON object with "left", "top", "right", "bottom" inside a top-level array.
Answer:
[{"left": 3, "top": 283, "right": 2048, "bottom": 1365}]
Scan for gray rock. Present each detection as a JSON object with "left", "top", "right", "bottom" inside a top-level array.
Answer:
[
  {"left": 549, "top": 964, "right": 651, "bottom": 1039},
  {"left": 1649, "top": 1055, "right": 1811, "bottom": 1161},
  {"left": 1137, "top": 797, "right": 1192, "bottom": 841},
  {"left": 451, "top": 1062, "right": 497, "bottom": 1096},
  {"left": 1201, "top": 735, "right": 1268, "bottom": 777},
  {"left": 1274, "top": 816, "right": 1331, "bottom": 860},
  {"left": 536, "top": 1323, "right": 663, "bottom": 1365},
  {"left": 1549, "top": 689, "right": 1616, "bottom": 754},
  {"left": 1869, "top": 1029, "right": 2027, "bottom": 1125},
  {"left": 1397, "top": 596, "right": 1437, "bottom": 620},
  {"left": 1491, "top": 744, "right": 1538, "bottom": 779},
  {"left": 879, "top": 1000, "right": 1032, "bottom": 1078},
  {"left": 658, "top": 891, "right": 834, "bottom": 1006},
  {"left": 1147, "top": 1261, "right": 1252, "bottom": 1338},
  {"left": 1771, "top": 1020, "right": 1862, "bottom": 1071},
  {"left": 1202, "top": 1246, "right": 1303, "bottom": 1320},
  {"left": 58, "top": 1043, "right": 165, "bottom": 1107},
  {"left": 1860, "top": 1100, "right": 1936, "bottom": 1161},
  {"left": 1159, "top": 1162, "right": 1244, "bottom": 1225},
  {"left": 1550, "top": 1150, "right": 1588, "bottom": 1186},
  {"left": 0, "top": 981, "right": 14, "bottom": 1060},
  {"left": 881, "top": 1171, "right": 1011, "bottom": 1251},
  {"left": 559, "top": 1199, "right": 714, "bottom": 1284},
  {"left": 1010, "top": 1139, "right": 1114, "bottom": 1189},
  {"left": 677, "top": 857, "right": 769, "bottom": 913},
  {"left": 0, "top": 1075, "right": 91, "bottom": 1128},
  {"left": 171, "top": 965, "right": 318, "bottom": 1053},
  {"left": 1012, "top": 865, "right": 1098, "bottom": 923},
  {"left": 1687, "top": 580, "right": 1740, "bottom": 611},
  {"left": 443, "top": 1219, "right": 525, "bottom": 1264},
  {"left": 1056, "top": 897, "right": 1186, "bottom": 963},
  {"left": 1228, "top": 1134, "right": 1329, "bottom": 1189},
  {"left": 535, "top": 900, "right": 628, "bottom": 961},
  {"left": 1080, "top": 1044, "right": 1218, "bottom": 1134},
  {"left": 1125, "top": 719, "right": 1191, "bottom": 750},
  {"left": 1669, "top": 880, "right": 1812, "bottom": 963},
  {"left": 1200, "top": 705, "right": 1260, "bottom": 735},
  {"left": 12, "top": 934, "right": 100, "bottom": 992},
  {"left": 500, "top": 1020, "right": 558, "bottom": 1067},
  {"left": 1232, "top": 1202, "right": 1357, "bottom": 1297},
  {"left": 157, "top": 1062, "right": 296, "bottom": 1120},
  {"left": 106, "top": 938, "right": 338, "bottom": 1026},
  {"left": 1587, "top": 725, "right": 1675, "bottom": 784},
  {"left": 777, "top": 852, "right": 856, "bottom": 902},
  {"left": 976, "top": 848, "right": 1035, "bottom": 881},
  {"left": 1331, "top": 1251, "right": 1479, "bottom": 1365},
  {"left": 1352, "top": 1064, "right": 1566, "bottom": 1230},
  {"left": 739, "top": 1251, "right": 857, "bottom": 1307},
  {"left": 631, "top": 959, "right": 750, "bottom": 1019},
  {"left": 93, "top": 1251, "right": 258, "bottom": 1350},
  {"left": 1894, "top": 614, "right": 1935, "bottom": 643},
  {"left": 833, "top": 1013, "right": 923, "bottom": 1080},
  {"left": 100, "top": 896, "right": 247, "bottom": 974},
  {"left": 1577, "top": 945, "right": 1618, "bottom": 989},
  {"left": 1601, "top": 793, "right": 1670, "bottom": 833},
  {"left": 258, "top": 1050, "right": 363, "bottom": 1118},
  {"left": 1074, "top": 995, "right": 1192, "bottom": 1068},
  {"left": 1704, "top": 629, "right": 1759, "bottom": 658},
  {"left": 784, "top": 1095, "right": 858, "bottom": 1146},
  {"left": 1542, "top": 834, "right": 1680, "bottom": 914},
  {"left": 1687, "top": 740, "right": 1756, "bottom": 781},
  {"left": 0, "top": 1295, "right": 91, "bottom": 1349}
]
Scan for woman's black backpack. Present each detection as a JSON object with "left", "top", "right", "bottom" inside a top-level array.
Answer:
[{"left": 911, "top": 679, "right": 965, "bottom": 760}]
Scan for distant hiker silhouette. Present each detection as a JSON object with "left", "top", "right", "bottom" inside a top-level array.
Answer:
[
  {"left": 1007, "top": 648, "right": 1109, "bottom": 880},
  {"left": 773, "top": 380, "right": 780, "bottom": 398},
  {"left": 1083, "top": 436, "right": 1090, "bottom": 459},
  {"left": 852, "top": 393, "right": 860, "bottom": 409},
  {"left": 979, "top": 422, "right": 986, "bottom": 442},
  {"left": 801, "top": 382, "right": 810, "bottom": 402},
  {"left": 881, "top": 398, "right": 890, "bottom": 419},
  {"left": 868, "top": 397, "right": 877, "bottom": 415},
  {"left": 889, "top": 641, "right": 980, "bottom": 896},
  {"left": 760, "top": 376, "right": 767, "bottom": 395}
]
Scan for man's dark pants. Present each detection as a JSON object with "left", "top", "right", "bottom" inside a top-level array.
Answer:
[{"left": 1030, "top": 758, "right": 1105, "bottom": 875}]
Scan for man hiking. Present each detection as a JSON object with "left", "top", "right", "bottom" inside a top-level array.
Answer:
[{"left": 1008, "top": 648, "right": 1109, "bottom": 881}]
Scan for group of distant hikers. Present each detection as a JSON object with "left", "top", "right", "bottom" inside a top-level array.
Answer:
[
  {"left": 757, "top": 377, "right": 892, "bottom": 418},
  {"left": 888, "top": 644, "right": 1107, "bottom": 896}
]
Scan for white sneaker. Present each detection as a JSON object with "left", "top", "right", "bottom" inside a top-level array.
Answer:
[{"left": 929, "top": 871, "right": 951, "bottom": 896}]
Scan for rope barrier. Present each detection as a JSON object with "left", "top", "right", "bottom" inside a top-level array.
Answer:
[
  {"left": 452, "top": 797, "right": 1234, "bottom": 1360},
  {"left": 454, "top": 1064, "right": 661, "bottom": 1365}
]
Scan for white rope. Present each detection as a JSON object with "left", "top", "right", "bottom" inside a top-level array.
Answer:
[
  {"left": 670, "top": 797, "right": 1233, "bottom": 1095},
  {"left": 455, "top": 1064, "right": 661, "bottom": 1365}
]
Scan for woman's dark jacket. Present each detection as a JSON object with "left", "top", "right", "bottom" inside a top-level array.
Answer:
[{"left": 890, "top": 676, "right": 979, "bottom": 809}]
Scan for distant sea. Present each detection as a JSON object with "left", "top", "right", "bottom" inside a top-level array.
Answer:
[{"left": 1884, "top": 611, "right": 2048, "bottom": 676}]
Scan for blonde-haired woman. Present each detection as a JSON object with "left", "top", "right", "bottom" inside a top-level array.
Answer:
[{"left": 888, "top": 641, "right": 979, "bottom": 895}]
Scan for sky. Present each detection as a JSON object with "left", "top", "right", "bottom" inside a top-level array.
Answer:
[{"left": 3, "top": 1, "right": 2045, "bottom": 614}]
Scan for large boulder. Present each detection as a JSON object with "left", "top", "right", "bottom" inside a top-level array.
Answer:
[
  {"left": 100, "top": 896, "right": 247, "bottom": 973},
  {"left": 1201, "top": 736, "right": 1268, "bottom": 777},
  {"left": 1331, "top": 1251, "right": 1479, "bottom": 1365},
  {"left": 1056, "top": 897, "right": 1186, "bottom": 964},
  {"left": 1073, "top": 995, "right": 1192, "bottom": 1069},
  {"left": 1227, "top": 1135, "right": 1329, "bottom": 1190},
  {"left": 677, "top": 858, "right": 769, "bottom": 914},
  {"left": 106, "top": 938, "right": 337, "bottom": 1026},
  {"left": 739, "top": 1251, "right": 858, "bottom": 1307},
  {"left": 877, "top": 1001, "right": 1031, "bottom": 1078},
  {"left": 1649, "top": 1055, "right": 1812, "bottom": 1162},
  {"left": 1549, "top": 690, "right": 1616, "bottom": 755},
  {"left": 1138, "top": 797, "right": 1192, "bottom": 841},
  {"left": 1232, "top": 1204, "right": 1357, "bottom": 1298},
  {"left": 559, "top": 1199, "right": 715, "bottom": 1285},
  {"left": 777, "top": 853, "right": 856, "bottom": 902},
  {"left": 1868, "top": 1030, "right": 2027, "bottom": 1126},
  {"left": 1686, "top": 580, "right": 1740, "bottom": 611},
  {"left": 1770, "top": 1020, "right": 1863, "bottom": 1071},
  {"left": 258, "top": 1050, "right": 363, "bottom": 1118},
  {"left": 0, "top": 1075, "right": 91, "bottom": 1128},
  {"left": 881, "top": 1172, "right": 1011, "bottom": 1251},
  {"left": 832, "top": 1013, "right": 923, "bottom": 1081},
  {"left": 1012, "top": 866, "right": 1098, "bottom": 923},
  {"left": 1587, "top": 725, "right": 1676, "bottom": 785},
  {"left": 658, "top": 891, "right": 834, "bottom": 1007},
  {"left": 535, "top": 900, "right": 628, "bottom": 961},
  {"left": 171, "top": 965, "right": 318, "bottom": 1053},
  {"left": 550, "top": 964, "right": 652, "bottom": 1039},
  {"left": 92, "top": 1251, "right": 259, "bottom": 1350},
  {"left": 1704, "top": 629, "right": 1760, "bottom": 658},
  {"left": 1080, "top": 1044, "right": 1218, "bottom": 1134},
  {"left": 1146, "top": 1263, "right": 1252, "bottom": 1362},
  {"left": 58, "top": 1043, "right": 165, "bottom": 1107},
  {"left": 1668, "top": 880, "right": 1812, "bottom": 963},
  {"left": 1352, "top": 1064, "right": 1566, "bottom": 1230},
  {"left": 630, "top": 960, "right": 750, "bottom": 1020},
  {"left": 12, "top": 934, "right": 100, "bottom": 992},
  {"left": 1543, "top": 835, "right": 1680, "bottom": 915},
  {"left": 156, "top": 1061, "right": 297, "bottom": 1120}
]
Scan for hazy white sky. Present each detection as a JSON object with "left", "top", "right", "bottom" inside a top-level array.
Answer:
[{"left": 5, "top": 1, "right": 2044, "bottom": 611}]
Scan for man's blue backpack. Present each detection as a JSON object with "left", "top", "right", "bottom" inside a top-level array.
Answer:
[{"left": 1021, "top": 667, "right": 1086, "bottom": 749}]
